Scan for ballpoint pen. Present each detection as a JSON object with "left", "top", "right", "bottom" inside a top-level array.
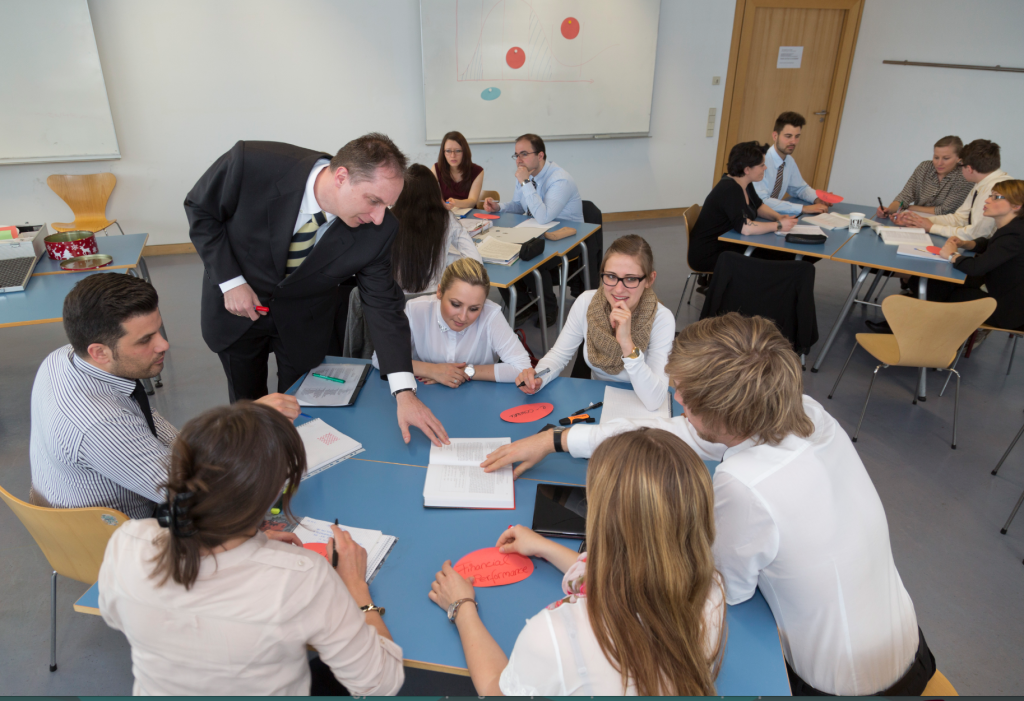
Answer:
[
  {"left": 517, "top": 367, "right": 550, "bottom": 388},
  {"left": 332, "top": 518, "right": 339, "bottom": 568}
]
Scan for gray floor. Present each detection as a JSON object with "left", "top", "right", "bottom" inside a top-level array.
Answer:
[{"left": 1, "top": 218, "right": 1022, "bottom": 695}]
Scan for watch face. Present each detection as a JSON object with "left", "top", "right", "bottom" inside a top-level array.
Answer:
[{"left": 465, "top": 365, "right": 476, "bottom": 377}]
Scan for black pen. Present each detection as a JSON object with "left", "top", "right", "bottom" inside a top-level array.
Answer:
[
  {"left": 332, "top": 518, "right": 339, "bottom": 567},
  {"left": 517, "top": 367, "right": 550, "bottom": 388},
  {"left": 570, "top": 401, "right": 602, "bottom": 416}
]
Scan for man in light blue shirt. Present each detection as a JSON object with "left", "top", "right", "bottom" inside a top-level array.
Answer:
[
  {"left": 753, "top": 112, "right": 830, "bottom": 217},
  {"left": 486, "top": 134, "right": 584, "bottom": 325}
]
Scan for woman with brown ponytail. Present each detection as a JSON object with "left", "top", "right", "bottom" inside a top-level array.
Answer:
[
  {"left": 98, "top": 402, "right": 404, "bottom": 695},
  {"left": 515, "top": 235, "right": 675, "bottom": 411},
  {"left": 428, "top": 428, "right": 724, "bottom": 695}
]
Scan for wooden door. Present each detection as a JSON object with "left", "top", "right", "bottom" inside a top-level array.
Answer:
[{"left": 716, "top": 0, "right": 864, "bottom": 189}]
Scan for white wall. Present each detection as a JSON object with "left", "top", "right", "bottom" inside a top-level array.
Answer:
[
  {"left": 830, "top": 0, "right": 1024, "bottom": 204},
  {"left": 0, "top": 0, "right": 734, "bottom": 246}
]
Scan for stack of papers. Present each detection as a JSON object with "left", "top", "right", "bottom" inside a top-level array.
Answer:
[
  {"left": 802, "top": 212, "right": 852, "bottom": 229},
  {"left": 896, "top": 244, "right": 944, "bottom": 260},
  {"left": 786, "top": 224, "right": 827, "bottom": 237},
  {"left": 291, "top": 516, "right": 397, "bottom": 583},
  {"left": 295, "top": 418, "right": 364, "bottom": 481},
  {"left": 514, "top": 219, "right": 559, "bottom": 231},
  {"left": 599, "top": 386, "right": 672, "bottom": 425},
  {"left": 460, "top": 218, "right": 493, "bottom": 235},
  {"left": 423, "top": 438, "right": 514, "bottom": 509},
  {"left": 877, "top": 227, "right": 932, "bottom": 246},
  {"left": 476, "top": 236, "right": 521, "bottom": 265},
  {"left": 485, "top": 226, "right": 547, "bottom": 245}
]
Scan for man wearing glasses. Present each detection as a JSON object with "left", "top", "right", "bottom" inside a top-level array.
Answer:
[{"left": 485, "top": 134, "right": 583, "bottom": 325}]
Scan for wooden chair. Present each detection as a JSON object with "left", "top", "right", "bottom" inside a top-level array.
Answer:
[
  {"left": 674, "top": 204, "right": 708, "bottom": 317},
  {"left": 0, "top": 484, "right": 128, "bottom": 671},
  {"left": 476, "top": 189, "right": 501, "bottom": 209},
  {"left": 828, "top": 295, "right": 997, "bottom": 448},
  {"left": 922, "top": 669, "right": 958, "bottom": 695},
  {"left": 46, "top": 173, "right": 125, "bottom": 235}
]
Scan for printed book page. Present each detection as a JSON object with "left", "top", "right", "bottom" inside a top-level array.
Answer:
[
  {"left": 429, "top": 437, "right": 511, "bottom": 465},
  {"left": 423, "top": 463, "right": 514, "bottom": 508},
  {"left": 476, "top": 236, "right": 522, "bottom": 262},
  {"left": 878, "top": 227, "right": 932, "bottom": 246}
]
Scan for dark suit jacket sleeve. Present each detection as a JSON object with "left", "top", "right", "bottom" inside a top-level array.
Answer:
[
  {"left": 356, "top": 234, "right": 414, "bottom": 376},
  {"left": 184, "top": 140, "right": 247, "bottom": 285},
  {"left": 955, "top": 234, "right": 1021, "bottom": 277}
]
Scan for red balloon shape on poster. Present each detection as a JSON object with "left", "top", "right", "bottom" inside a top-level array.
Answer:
[
  {"left": 500, "top": 402, "right": 554, "bottom": 423},
  {"left": 454, "top": 547, "right": 534, "bottom": 587},
  {"left": 506, "top": 46, "right": 525, "bottom": 69},
  {"left": 561, "top": 17, "right": 580, "bottom": 39}
]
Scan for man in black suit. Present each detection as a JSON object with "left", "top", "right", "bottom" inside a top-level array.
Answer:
[{"left": 185, "top": 134, "right": 448, "bottom": 445}]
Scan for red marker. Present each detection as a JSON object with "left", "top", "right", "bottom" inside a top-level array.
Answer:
[{"left": 255, "top": 306, "right": 269, "bottom": 313}]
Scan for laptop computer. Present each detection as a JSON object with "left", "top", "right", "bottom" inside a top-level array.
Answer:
[{"left": 0, "top": 224, "right": 49, "bottom": 293}]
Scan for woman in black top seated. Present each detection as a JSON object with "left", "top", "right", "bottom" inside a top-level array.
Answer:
[
  {"left": 688, "top": 141, "right": 799, "bottom": 274},
  {"left": 931, "top": 180, "right": 1024, "bottom": 329}
]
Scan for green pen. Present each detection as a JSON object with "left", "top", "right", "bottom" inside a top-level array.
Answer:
[{"left": 312, "top": 373, "right": 345, "bottom": 384}]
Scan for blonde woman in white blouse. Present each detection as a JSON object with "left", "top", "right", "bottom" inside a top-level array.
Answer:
[
  {"left": 98, "top": 403, "right": 403, "bottom": 695},
  {"left": 428, "top": 428, "right": 725, "bottom": 696},
  {"left": 373, "top": 258, "right": 532, "bottom": 388},
  {"left": 516, "top": 234, "right": 674, "bottom": 411}
]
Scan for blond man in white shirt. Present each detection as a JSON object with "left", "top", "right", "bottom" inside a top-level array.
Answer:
[
  {"left": 897, "top": 139, "right": 1012, "bottom": 241},
  {"left": 483, "top": 313, "right": 937, "bottom": 695}
]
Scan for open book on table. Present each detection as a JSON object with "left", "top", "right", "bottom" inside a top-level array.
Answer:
[{"left": 423, "top": 438, "right": 514, "bottom": 509}]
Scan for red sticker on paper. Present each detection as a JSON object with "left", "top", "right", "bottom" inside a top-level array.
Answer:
[
  {"left": 304, "top": 542, "right": 329, "bottom": 560},
  {"left": 500, "top": 402, "right": 553, "bottom": 423},
  {"left": 926, "top": 246, "right": 942, "bottom": 255},
  {"left": 473, "top": 213, "right": 500, "bottom": 219},
  {"left": 454, "top": 547, "right": 533, "bottom": 587},
  {"left": 815, "top": 190, "right": 844, "bottom": 205}
]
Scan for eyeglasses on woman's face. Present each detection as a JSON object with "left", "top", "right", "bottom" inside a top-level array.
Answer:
[
  {"left": 990, "top": 194, "right": 1007, "bottom": 201},
  {"left": 444, "top": 149, "right": 463, "bottom": 156},
  {"left": 600, "top": 272, "right": 646, "bottom": 289}
]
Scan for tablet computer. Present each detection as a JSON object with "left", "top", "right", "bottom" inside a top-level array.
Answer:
[{"left": 531, "top": 483, "right": 587, "bottom": 539}]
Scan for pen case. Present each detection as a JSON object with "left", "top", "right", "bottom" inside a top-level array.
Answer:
[{"left": 785, "top": 233, "right": 827, "bottom": 244}]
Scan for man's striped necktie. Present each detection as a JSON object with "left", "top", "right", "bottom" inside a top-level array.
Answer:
[
  {"left": 771, "top": 160, "right": 786, "bottom": 199},
  {"left": 287, "top": 211, "right": 327, "bottom": 275}
]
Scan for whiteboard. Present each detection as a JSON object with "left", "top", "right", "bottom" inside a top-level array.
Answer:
[
  {"left": 0, "top": 0, "right": 119, "bottom": 165},
  {"left": 421, "top": 0, "right": 660, "bottom": 143}
]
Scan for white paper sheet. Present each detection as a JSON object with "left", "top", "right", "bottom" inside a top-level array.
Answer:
[
  {"left": 295, "top": 363, "right": 367, "bottom": 407},
  {"left": 295, "top": 419, "right": 363, "bottom": 480},
  {"left": 878, "top": 227, "right": 932, "bottom": 246},
  {"left": 291, "top": 516, "right": 396, "bottom": 582},
  {"left": 487, "top": 226, "right": 547, "bottom": 245},
  {"left": 514, "top": 219, "right": 559, "bottom": 231},
  {"left": 599, "top": 386, "right": 671, "bottom": 425}
]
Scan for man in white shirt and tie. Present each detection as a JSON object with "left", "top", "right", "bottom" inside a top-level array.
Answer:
[{"left": 754, "top": 112, "right": 830, "bottom": 216}]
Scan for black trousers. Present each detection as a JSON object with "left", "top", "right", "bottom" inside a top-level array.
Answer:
[
  {"left": 217, "top": 314, "right": 307, "bottom": 402},
  {"left": 786, "top": 627, "right": 936, "bottom": 696},
  {"left": 499, "top": 259, "right": 560, "bottom": 318}
]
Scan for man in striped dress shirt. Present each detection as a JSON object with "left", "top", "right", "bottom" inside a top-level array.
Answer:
[{"left": 29, "top": 274, "right": 298, "bottom": 519}]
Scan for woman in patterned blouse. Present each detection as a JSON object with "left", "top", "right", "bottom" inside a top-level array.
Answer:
[{"left": 877, "top": 135, "right": 974, "bottom": 218}]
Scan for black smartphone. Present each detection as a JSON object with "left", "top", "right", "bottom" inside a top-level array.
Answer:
[{"left": 532, "top": 483, "right": 587, "bottom": 539}]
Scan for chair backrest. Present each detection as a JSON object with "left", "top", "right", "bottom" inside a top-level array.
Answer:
[
  {"left": 883, "top": 295, "right": 998, "bottom": 368},
  {"left": 582, "top": 200, "right": 602, "bottom": 226},
  {"left": 46, "top": 173, "right": 117, "bottom": 230},
  {"left": 921, "top": 669, "right": 958, "bottom": 696},
  {"left": 682, "top": 203, "right": 707, "bottom": 272},
  {"left": 477, "top": 190, "right": 501, "bottom": 208},
  {"left": 0, "top": 483, "right": 128, "bottom": 585}
]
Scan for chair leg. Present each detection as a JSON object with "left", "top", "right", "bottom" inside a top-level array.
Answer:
[
  {"left": 851, "top": 364, "right": 884, "bottom": 440},
  {"left": 828, "top": 341, "right": 859, "bottom": 399},
  {"left": 1008, "top": 335, "right": 1018, "bottom": 376},
  {"left": 863, "top": 269, "right": 886, "bottom": 304},
  {"left": 676, "top": 274, "right": 693, "bottom": 317},
  {"left": 115, "top": 222, "right": 125, "bottom": 235},
  {"left": 141, "top": 377, "right": 155, "bottom": 395},
  {"left": 873, "top": 271, "right": 893, "bottom": 303},
  {"left": 50, "top": 571, "right": 57, "bottom": 672},
  {"left": 1001, "top": 488, "right": 1024, "bottom": 534},
  {"left": 687, "top": 273, "right": 704, "bottom": 305},
  {"left": 992, "top": 416, "right": 1024, "bottom": 475},
  {"left": 940, "top": 342, "right": 967, "bottom": 397},
  {"left": 800, "top": 353, "right": 806, "bottom": 370},
  {"left": 950, "top": 368, "right": 961, "bottom": 449}
]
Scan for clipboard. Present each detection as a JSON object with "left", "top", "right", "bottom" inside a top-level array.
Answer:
[{"left": 295, "top": 362, "right": 371, "bottom": 407}]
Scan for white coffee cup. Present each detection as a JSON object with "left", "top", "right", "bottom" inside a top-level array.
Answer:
[{"left": 849, "top": 212, "right": 865, "bottom": 233}]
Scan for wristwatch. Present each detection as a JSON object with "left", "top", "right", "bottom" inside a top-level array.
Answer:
[
  {"left": 360, "top": 604, "right": 385, "bottom": 616},
  {"left": 447, "top": 597, "right": 478, "bottom": 623},
  {"left": 552, "top": 426, "right": 566, "bottom": 453},
  {"left": 626, "top": 346, "right": 641, "bottom": 360},
  {"left": 393, "top": 387, "right": 416, "bottom": 397},
  {"left": 776, "top": 221, "right": 782, "bottom": 232},
  {"left": 464, "top": 364, "right": 476, "bottom": 379}
]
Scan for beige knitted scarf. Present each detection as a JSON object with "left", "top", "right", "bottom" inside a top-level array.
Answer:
[{"left": 585, "top": 287, "right": 659, "bottom": 376}]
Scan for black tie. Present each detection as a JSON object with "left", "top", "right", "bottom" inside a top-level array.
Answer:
[
  {"left": 968, "top": 191, "right": 977, "bottom": 225},
  {"left": 131, "top": 380, "right": 158, "bottom": 438}
]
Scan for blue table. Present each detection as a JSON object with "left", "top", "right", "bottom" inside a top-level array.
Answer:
[
  {"left": 468, "top": 210, "right": 601, "bottom": 350},
  {"left": 0, "top": 269, "right": 127, "bottom": 328},
  {"left": 32, "top": 233, "right": 149, "bottom": 276}
]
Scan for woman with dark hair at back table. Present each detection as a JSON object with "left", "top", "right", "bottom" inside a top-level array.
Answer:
[
  {"left": 98, "top": 402, "right": 404, "bottom": 695},
  {"left": 431, "top": 131, "right": 484, "bottom": 209},
  {"left": 687, "top": 141, "right": 799, "bottom": 278},
  {"left": 391, "top": 164, "right": 482, "bottom": 295}
]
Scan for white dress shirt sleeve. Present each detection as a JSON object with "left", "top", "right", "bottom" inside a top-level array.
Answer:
[
  {"left": 520, "top": 176, "right": 573, "bottom": 225},
  {"left": 533, "top": 295, "right": 589, "bottom": 390},
  {"left": 620, "top": 306, "right": 674, "bottom": 411},
  {"left": 786, "top": 160, "right": 819, "bottom": 207},
  {"left": 753, "top": 171, "right": 803, "bottom": 217},
  {"left": 565, "top": 415, "right": 727, "bottom": 461},
  {"left": 711, "top": 471, "right": 780, "bottom": 605},
  {"left": 927, "top": 181, "right": 999, "bottom": 241},
  {"left": 499, "top": 181, "right": 527, "bottom": 215},
  {"left": 219, "top": 275, "right": 248, "bottom": 294},
  {"left": 79, "top": 413, "right": 172, "bottom": 504},
  {"left": 488, "top": 313, "right": 534, "bottom": 383},
  {"left": 445, "top": 215, "right": 484, "bottom": 265}
]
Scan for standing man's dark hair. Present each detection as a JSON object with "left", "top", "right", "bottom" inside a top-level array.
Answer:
[
  {"left": 63, "top": 274, "right": 159, "bottom": 357},
  {"left": 329, "top": 131, "right": 409, "bottom": 183},
  {"left": 960, "top": 139, "right": 1001, "bottom": 174},
  {"left": 773, "top": 112, "right": 806, "bottom": 134},
  {"left": 515, "top": 133, "right": 546, "bottom": 161}
]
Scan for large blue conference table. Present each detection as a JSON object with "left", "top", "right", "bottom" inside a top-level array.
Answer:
[
  {"left": 467, "top": 210, "right": 601, "bottom": 352},
  {"left": 719, "top": 201, "right": 967, "bottom": 399},
  {"left": 75, "top": 357, "right": 791, "bottom": 695}
]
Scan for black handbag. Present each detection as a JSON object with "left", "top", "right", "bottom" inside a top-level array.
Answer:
[
  {"left": 785, "top": 233, "right": 827, "bottom": 244},
  {"left": 519, "top": 235, "right": 545, "bottom": 261}
]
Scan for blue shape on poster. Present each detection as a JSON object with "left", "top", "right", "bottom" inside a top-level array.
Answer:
[{"left": 481, "top": 87, "right": 501, "bottom": 101}]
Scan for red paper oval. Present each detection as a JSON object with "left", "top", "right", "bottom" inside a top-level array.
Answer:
[
  {"left": 926, "top": 246, "right": 942, "bottom": 255},
  {"left": 454, "top": 547, "right": 533, "bottom": 587},
  {"left": 815, "top": 189, "right": 844, "bottom": 205},
  {"left": 304, "top": 542, "right": 329, "bottom": 560},
  {"left": 500, "top": 402, "right": 554, "bottom": 423},
  {"left": 473, "top": 212, "right": 500, "bottom": 219}
]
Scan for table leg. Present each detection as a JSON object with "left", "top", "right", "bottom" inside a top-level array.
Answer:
[
  {"left": 863, "top": 269, "right": 886, "bottom": 302},
  {"left": 579, "top": 241, "right": 591, "bottom": 290},
  {"left": 137, "top": 256, "right": 153, "bottom": 284},
  {"left": 532, "top": 269, "right": 549, "bottom": 354},
  {"left": 812, "top": 267, "right": 872, "bottom": 372},
  {"left": 141, "top": 377, "right": 155, "bottom": 395},
  {"left": 507, "top": 286, "right": 517, "bottom": 328},
  {"left": 850, "top": 264, "right": 857, "bottom": 287},
  {"left": 558, "top": 254, "right": 569, "bottom": 331},
  {"left": 744, "top": 246, "right": 755, "bottom": 256},
  {"left": 795, "top": 254, "right": 804, "bottom": 261},
  {"left": 917, "top": 276, "right": 928, "bottom": 401}
]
